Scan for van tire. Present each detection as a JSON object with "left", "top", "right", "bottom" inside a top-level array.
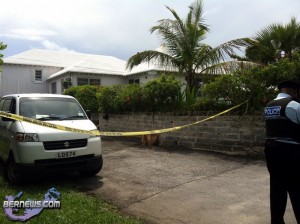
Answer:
[
  {"left": 4, "top": 155, "right": 24, "bottom": 184},
  {"left": 79, "top": 163, "right": 103, "bottom": 177}
]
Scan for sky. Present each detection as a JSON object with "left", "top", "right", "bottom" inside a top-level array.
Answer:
[{"left": 0, "top": 0, "right": 299, "bottom": 60}]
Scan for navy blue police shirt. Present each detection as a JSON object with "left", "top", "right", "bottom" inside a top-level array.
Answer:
[{"left": 265, "top": 93, "right": 300, "bottom": 144}]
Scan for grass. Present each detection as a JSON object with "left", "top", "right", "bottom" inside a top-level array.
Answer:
[{"left": 0, "top": 174, "right": 144, "bottom": 224}]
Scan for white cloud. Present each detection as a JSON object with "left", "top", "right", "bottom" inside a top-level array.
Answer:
[
  {"left": 0, "top": 0, "right": 299, "bottom": 59},
  {"left": 2, "top": 29, "right": 57, "bottom": 41},
  {"left": 41, "top": 40, "right": 75, "bottom": 52}
]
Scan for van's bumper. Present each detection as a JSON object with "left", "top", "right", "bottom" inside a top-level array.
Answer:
[{"left": 16, "top": 154, "right": 103, "bottom": 174}]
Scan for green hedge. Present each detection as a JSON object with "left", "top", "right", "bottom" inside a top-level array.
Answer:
[
  {"left": 64, "top": 85, "right": 101, "bottom": 112},
  {"left": 64, "top": 75, "right": 183, "bottom": 113}
]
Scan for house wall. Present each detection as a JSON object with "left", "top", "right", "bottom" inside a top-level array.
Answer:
[
  {"left": 126, "top": 71, "right": 158, "bottom": 84},
  {"left": 0, "top": 64, "right": 61, "bottom": 96},
  {"left": 97, "top": 75, "right": 127, "bottom": 86},
  {"left": 48, "top": 73, "right": 127, "bottom": 94},
  {"left": 1, "top": 63, "right": 187, "bottom": 96},
  {"left": 98, "top": 113, "right": 266, "bottom": 157},
  {"left": 48, "top": 75, "right": 66, "bottom": 94},
  {"left": 126, "top": 71, "right": 187, "bottom": 90}
]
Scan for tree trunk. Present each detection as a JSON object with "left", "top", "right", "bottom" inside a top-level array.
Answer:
[{"left": 185, "top": 73, "right": 195, "bottom": 91}]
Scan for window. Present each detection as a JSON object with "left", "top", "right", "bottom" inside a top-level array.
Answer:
[
  {"left": 35, "top": 70, "right": 43, "bottom": 81},
  {"left": 51, "top": 82, "right": 57, "bottom": 93},
  {"left": 77, "top": 78, "right": 101, "bottom": 86},
  {"left": 2, "top": 99, "right": 12, "bottom": 112},
  {"left": 0, "top": 99, "right": 4, "bottom": 110},
  {"left": 90, "top": 79, "right": 101, "bottom": 86},
  {"left": 1, "top": 98, "right": 16, "bottom": 113},
  {"left": 77, "top": 78, "right": 89, "bottom": 85},
  {"left": 11, "top": 99, "right": 16, "bottom": 114},
  {"left": 19, "top": 97, "right": 87, "bottom": 120},
  {"left": 129, "top": 79, "right": 140, "bottom": 84},
  {"left": 0, "top": 98, "right": 16, "bottom": 122}
]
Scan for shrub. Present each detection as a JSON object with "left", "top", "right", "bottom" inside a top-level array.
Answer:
[
  {"left": 200, "top": 55, "right": 300, "bottom": 112},
  {"left": 143, "top": 75, "right": 182, "bottom": 112},
  {"left": 117, "top": 84, "right": 144, "bottom": 112},
  {"left": 192, "top": 97, "right": 230, "bottom": 112},
  {"left": 96, "top": 85, "right": 122, "bottom": 113},
  {"left": 64, "top": 85, "right": 101, "bottom": 112}
]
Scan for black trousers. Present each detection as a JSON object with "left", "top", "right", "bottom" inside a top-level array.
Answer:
[{"left": 265, "top": 140, "right": 300, "bottom": 224}]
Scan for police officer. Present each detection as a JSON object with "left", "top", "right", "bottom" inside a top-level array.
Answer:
[{"left": 265, "top": 80, "right": 300, "bottom": 224}]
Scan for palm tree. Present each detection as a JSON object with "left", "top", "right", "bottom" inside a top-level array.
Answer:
[
  {"left": 0, "top": 41, "right": 7, "bottom": 67},
  {"left": 126, "top": 0, "right": 252, "bottom": 90},
  {"left": 245, "top": 17, "right": 300, "bottom": 64}
]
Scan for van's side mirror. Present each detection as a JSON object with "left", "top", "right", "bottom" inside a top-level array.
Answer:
[{"left": 86, "top": 110, "right": 91, "bottom": 119}]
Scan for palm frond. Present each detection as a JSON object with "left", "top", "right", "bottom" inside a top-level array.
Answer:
[
  {"left": 193, "top": 38, "right": 255, "bottom": 72},
  {"left": 215, "top": 38, "right": 255, "bottom": 58},
  {"left": 201, "top": 60, "right": 260, "bottom": 75},
  {"left": 246, "top": 17, "right": 300, "bottom": 63},
  {"left": 165, "top": 6, "right": 185, "bottom": 33},
  {"left": 189, "top": 0, "right": 209, "bottom": 32},
  {"left": 126, "top": 50, "right": 175, "bottom": 70}
]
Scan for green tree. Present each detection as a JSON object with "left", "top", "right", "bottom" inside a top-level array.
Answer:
[
  {"left": 201, "top": 52, "right": 300, "bottom": 111},
  {"left": 245, "top": 17, "right": 300, "bottom": 64},
  {"left": 126, "top": 0, "right": 252, "bottom": 90},
  {"left": 0, "top": 41, "right": 7, "bottom": 68}
]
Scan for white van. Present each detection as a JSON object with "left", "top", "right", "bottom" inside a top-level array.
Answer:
[{"left": 0, "top": 94, "right": 103, "bottom": 184}]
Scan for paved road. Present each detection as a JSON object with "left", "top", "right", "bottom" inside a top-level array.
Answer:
[{"left": 79, "top": 138, "right": 297, "bottom": 224}]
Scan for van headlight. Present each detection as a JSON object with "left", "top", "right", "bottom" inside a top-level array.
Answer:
[{"left": 16, "top": 133, "right": 39, "bottom": 142}]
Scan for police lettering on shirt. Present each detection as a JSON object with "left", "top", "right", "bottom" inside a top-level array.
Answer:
[{"left": 265, "top": 106, "right": 281, "bottom": 117}]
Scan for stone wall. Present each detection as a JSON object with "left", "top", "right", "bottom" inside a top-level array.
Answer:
[{"left": 97, "top": 113, "right": 266, "bottom": 157}]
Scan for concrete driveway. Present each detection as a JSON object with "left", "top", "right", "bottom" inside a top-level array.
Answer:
[
  {"left": 0, "top": 138, "right": 296, "bottom": 223},
  {"left": 78, "top": 138, "right": 297, "bottom": 224}
]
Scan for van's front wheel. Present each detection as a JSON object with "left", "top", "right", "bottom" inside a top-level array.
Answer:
[
  {"left": 79, "top": 157, "right": 103, "bottom": 177},
  {"left": 5, "top": 155, "right": 24, "bottom": 184},
  {"left": 79, "top": 166, "right": 102, "bottom": 177}
]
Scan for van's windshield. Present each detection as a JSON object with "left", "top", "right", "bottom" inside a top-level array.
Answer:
[{"left": 19, "top": 97, "right": 88, "bottom": 120}]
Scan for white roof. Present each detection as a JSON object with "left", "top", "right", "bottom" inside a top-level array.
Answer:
[
  {"left": 4, "top": 49, "right": 127, "bottom": 77},
  {"left": 3, "top": 47, "right": 178, "bottom": 78}
]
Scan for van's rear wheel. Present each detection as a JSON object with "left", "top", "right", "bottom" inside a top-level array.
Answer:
[{"left": 5, "top": 156, "right": 23, "bottom": 184}]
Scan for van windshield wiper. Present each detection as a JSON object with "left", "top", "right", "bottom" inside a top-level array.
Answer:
[
  {"left": 60, "top": 115, "right": 86, "bottom": 120},
  {"left": 36, "top": 116, "right": 62, "bottom": 121}
]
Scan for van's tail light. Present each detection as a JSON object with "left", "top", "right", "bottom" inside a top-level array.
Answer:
[{"left": 16, "top": 133, "right": 39, "bottom": 142}]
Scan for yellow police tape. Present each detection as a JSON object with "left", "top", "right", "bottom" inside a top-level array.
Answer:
[{"left": 0, "top": 101, "right": 247, "bottom": 137}]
